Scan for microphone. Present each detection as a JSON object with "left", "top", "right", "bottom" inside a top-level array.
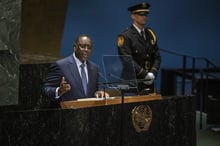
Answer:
[
  {"left": 98, "top": 72, "right": 118, "bottom": 90},
  {"left": 107, "top": 73, "right": 121, "bottom": 80},
  {"left": 98, "top": 72, "right": 108, "bottom": 82},
  {"left": 107, "top": 72, "right": 137, "bottom": 88}
]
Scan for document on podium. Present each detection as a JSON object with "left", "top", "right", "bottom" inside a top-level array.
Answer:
[
  {"left": 101, "top": 55, "right": 138, "bottom": 93},
  {"left": 77, "top": 97, "right": 116, "bottom": 101}
]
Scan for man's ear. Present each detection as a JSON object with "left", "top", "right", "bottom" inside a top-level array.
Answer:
[
  {"left": 73, "top": 43, "right": 77, "bottom": 51},
  {"left": 131, "top": 14, "right": 135, "bottom": 19}
]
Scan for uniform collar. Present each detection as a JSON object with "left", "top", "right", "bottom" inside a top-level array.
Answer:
[{"left": 133, "top": 24, "right": 144, "bottom": 34}]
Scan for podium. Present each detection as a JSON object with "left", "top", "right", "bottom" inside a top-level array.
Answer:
[
  {"left": 0, "top": 94, "right": 196, "bottom": 146},
  {"left": 60, "top": 93, "right": 162, "bottom": 109}
]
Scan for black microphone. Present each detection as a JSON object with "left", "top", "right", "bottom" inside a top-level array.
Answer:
[
  {"left": 108, "top": 73, "right": 121, "bottom": 80},
  {"left": 98, "top": 72, "right": 118, "bottom": 90},
  {"left": 107, "top": 72, "right": 137, "bottom": 88},
  {"left": 98, "top": 72, "right": 108, "bottom": 82}
]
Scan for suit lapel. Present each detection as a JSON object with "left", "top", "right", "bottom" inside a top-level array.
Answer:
[
  {"left": 67, "top": 56, "right": 85, "bottom": 95},
  {"left": 130, "top": 26, "right": 149, "bottom": 56},
  {"left": 131, "top": 26, "right": 146, "bottom": 46}
]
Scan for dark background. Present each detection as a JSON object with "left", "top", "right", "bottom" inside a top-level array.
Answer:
[{"left": 60, "top": 0, "right": 220, "bottom": 92}]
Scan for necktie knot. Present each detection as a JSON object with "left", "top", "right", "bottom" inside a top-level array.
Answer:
[
  {"left": 141, "top": 30, "right": 146, "bottom": 40},
  {"left": 80, "top": 63, "right": 85, "bottom": 68}
]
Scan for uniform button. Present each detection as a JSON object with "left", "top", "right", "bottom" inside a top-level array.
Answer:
[{"left": 146, "top": 54, "right": 149, "bottom": 59}]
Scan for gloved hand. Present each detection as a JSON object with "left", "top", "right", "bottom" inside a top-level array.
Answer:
[{"left": 144, "top": 72, "right": 155, "bottom": 85}]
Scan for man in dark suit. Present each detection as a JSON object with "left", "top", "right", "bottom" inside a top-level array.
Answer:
[
  {"left": 117, "top": 1, "right": 161, "bottom": 95},
  {"left": 42, "top": 34, "right": 109, "bottom": 107}
]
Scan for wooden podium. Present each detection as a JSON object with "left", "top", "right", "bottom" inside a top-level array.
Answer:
[{"left": 60, "top": 93, "right": 162, "bottom": 109}]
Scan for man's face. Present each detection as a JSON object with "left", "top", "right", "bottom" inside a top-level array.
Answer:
[
  {"left": 131, "top": 13, "right": 148, "bottom": 26},
  {"left": 74, "top": 36, "right": 92, "bottom": 63}
]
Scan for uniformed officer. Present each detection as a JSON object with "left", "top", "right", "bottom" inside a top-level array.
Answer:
[{"left": 117, "top": 1, "right": 161, "bottom": 94}]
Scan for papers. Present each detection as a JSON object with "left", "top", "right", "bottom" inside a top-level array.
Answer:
[
  {"left": 77, "top": 97, "right": 116, "bottom": 101},
  {"left": 211, "top": 127, "right": 220, "bottom": 132}
]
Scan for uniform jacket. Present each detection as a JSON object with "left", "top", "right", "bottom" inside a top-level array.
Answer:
[{"left": 117, "top": 25, "right": 161, "bottom": 92}]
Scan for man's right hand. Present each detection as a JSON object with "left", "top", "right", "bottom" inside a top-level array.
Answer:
[{"left": 58, "top": 77, "right": 71, "bottom": 96}]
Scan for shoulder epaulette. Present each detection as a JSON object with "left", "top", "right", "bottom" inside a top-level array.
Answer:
[{"left": 147, "top": 28, "right": 157, "bottom": 45}]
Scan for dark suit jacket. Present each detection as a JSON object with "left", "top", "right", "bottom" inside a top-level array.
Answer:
[{"left": 42, "top": 55, "right": 99, "bottom": 105}]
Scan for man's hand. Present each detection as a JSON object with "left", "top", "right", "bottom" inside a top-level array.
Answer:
[
  {"left": 144, "top": 72, "right": 155, "bottom": 85},
  {"left": 58, "top": 77, "right": 71, "bottom": 96},
  {"left": 95, "top": 91, "right": 110, "bottom": 98}
]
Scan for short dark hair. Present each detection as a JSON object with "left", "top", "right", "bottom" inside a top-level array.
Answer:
[{"left": 75, "top": 34, "right": 92, "bottom": 44}]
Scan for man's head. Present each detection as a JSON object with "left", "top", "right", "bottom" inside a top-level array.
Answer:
[
  {"left": 128, "top": 2, "right": 150, "bottom": 28},
  {"left": 74, "top": 34, "right": 93, "bottom": 63}
]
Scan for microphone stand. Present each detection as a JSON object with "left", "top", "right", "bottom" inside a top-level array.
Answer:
[
  {"left": 117, "top": 84, "right": 129, "bottom": 146},
  {"left": 98, "top": 72, "right": 109, "bottom": 99}
]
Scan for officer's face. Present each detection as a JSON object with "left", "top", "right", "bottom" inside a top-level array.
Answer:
[
  {"left": 74, "top": 36, "right": 92, "bottom": 63},
  {"left": 131, "top": 13, "right": 148, "bottom": 26}
]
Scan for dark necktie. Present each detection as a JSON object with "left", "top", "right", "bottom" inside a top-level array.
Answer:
[
  {"left": 80, "top": 63, "right": 87, "bottom": 95},
  {"left": 141, "top": 30, "right": 146, "bottom": 40}
]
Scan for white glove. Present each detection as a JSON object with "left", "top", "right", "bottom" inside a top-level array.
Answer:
[{"left": 144, "top": 72, "right": 155, "bottom": 85}]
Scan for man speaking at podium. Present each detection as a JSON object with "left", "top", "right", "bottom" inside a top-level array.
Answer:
[
  {"left": 117, "top": 1, "right": 161, "bottom": 95},
  {"left": 42, "top": 34, "right": 109, "bottom": 108}
]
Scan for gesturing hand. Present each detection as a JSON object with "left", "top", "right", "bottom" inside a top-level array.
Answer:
[{"left": 58, "top": 77, "right": 71, "bottom": 96}]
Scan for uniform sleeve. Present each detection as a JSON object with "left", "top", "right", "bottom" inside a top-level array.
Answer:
[{"left": 147, "top": 28, "right": 161, "bottom": 77}]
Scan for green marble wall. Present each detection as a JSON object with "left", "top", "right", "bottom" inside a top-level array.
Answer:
[
  {"left": 0, "top": 0, "right": 67, "bottom": 106},
  {"left": 0, "top": 0, "right": 20, "bottom": 105}
]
